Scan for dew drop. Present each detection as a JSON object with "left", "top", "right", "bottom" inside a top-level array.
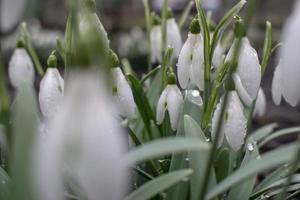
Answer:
[{"left": 247, "top": 143, "right": 254, "bottom": 151}]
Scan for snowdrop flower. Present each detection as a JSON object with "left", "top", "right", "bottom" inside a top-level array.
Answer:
[
  {"left": 110, "top": 50, "right": 136, "bottom": 118},
  {"left": 35, "top": 71, "right": 127, "bottom": 200},
  {"left": 156, "top": 72, "right": 183, "bottom": 130},
  {"left": 212, "top": 91, "right": 247, "bottom": 151},
  {"left": 253, "top": 88, "right": 266, "bottom": 117},
  {"left": 39, "top": 54, "right": 64, "bottom": 119},
  {"left": 0, "top": 0, "right": 26, "bottom": 32},
  {"left": 166, "top": 10, "right": 182, "bottom": 59},
  {"left": 8, "top": 42, "right": 35, "bottom": 89},
  {"left": 227, "top": 37, "right": 261, "bottom": 107},
  {"left": 272, "top": 1, "right": 300, "bottom": 106},
  {"left": 212, "top": 40, "right": 223, "bottom": 69},
  {"left": 177, "top": 19, "right": 204, "bottom": 90},
  {"left": 150, "top": 14, "right": 162, "bottom": 63}
]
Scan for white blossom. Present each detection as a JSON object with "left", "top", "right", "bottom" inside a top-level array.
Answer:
[
  {"left": 212, "top": 41, "right": 224, "bottom": 69},
  {"left": 34, "top": 72, "right": 127, "bottom": 200},
  {"left": 253, "top": 88, "right": 266, "bottom": 117},
  {"left": 8, "top": 48, "right": 35, "bottom": 89},
  {"left": 166, "top": 18, "right": 182, "bottom": 59},
  {"left": 156, "top": 84, "right": 183, "bottom": 130},
  {"left": 150, "top": 25, "right": 162, "bottom": 63},
  {"left": 39, "top": 68, "right": 64, "bottom": 119},
  {"left": 177, "top": 33, "right": 204, "bottom": 90},
  {"left": 273, "top": 1, "right": 300, "bottom": 106},
  {"left": 227, "top": 38, "right": 261, "bottom": 107},
  {"left": 212, "top": 91, "right": 247, "bottom": 151},
  {"left": 111, "top": 67, "right": 136, "bottom": 118}
]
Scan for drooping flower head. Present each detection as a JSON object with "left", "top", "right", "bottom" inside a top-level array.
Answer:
[
  {"left": 109, "top": 50, "right": 136, "bottom": 118},
  {"left": 156, "top": 71, "right": 183, "bottom": 130},
  {"left": 166, "top": 9, "right": 182, "bottom": 59},
  {"left": 35, "top": 71, "right": 127, "bottom": 200},
  {"left": 8, "top": 40, "right": 35, "bottom": 89},
  {"left": 150, "top": 13, "right": 163, "bottom": 63},
  {"left": 39, "top": 53, "right": 64, "bottom": 120},
  {"left": 212, "top": 91, "right": 247, "bottom": 151},
  {"left": 272, "top": 1, "right": 300, "bottom": 106}
]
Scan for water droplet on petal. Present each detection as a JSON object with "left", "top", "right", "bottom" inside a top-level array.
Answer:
[{"left": 247, "top": 143, "right": 254, "bottom": 151}]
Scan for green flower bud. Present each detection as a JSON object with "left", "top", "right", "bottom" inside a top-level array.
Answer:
[
  {"left": 47, "top": 52, "right": 58, "bottom": 68},
  {"left": 152, "top": 12, "right": 161, "bottom": 26},
  {"left": 234, "top": 16, "right": 246, "bottom": 38},
  {"left": 167, "top": 72, "right": 177, "bottom": 85},
  {"left": 84, "top": 0, "right": 96, "bottom": 13},
  {"left": 16, "top": 38, "right": 25, "bottom": 48},
  {"left": 166, "top": 8, "right": 173, "bottom": 19},
  {"left": 109, "top": 50, "right": 119, "bottom": 68},
  {"left": 189, "top": 18, "right": 201, "bottom": 34}
]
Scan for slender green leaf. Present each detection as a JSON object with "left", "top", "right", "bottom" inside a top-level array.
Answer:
[
  {"left": 141, "top": 65, "right": 161, "bottom": 84},
  {"left": 125, "top": 169, "right": 193, "bottom": 200},
  {"left": 206, "top": 143, "right": 299, "bottom": 200},
  {"left": 228, "top": 137, "right": 259, "bottom": 200},
  {"left": 258, "top": 127, "right": 300, "bottom": 147},
  {"left": 251, "top": 123, "right": 277, "bottom": 142},
  {"left": 215, "top": 148, "right": 230, "bottom": 182},
  {"left": 10, "top": 82, "right": 39, "bottom": 200},
  {"left": 261, "top": 21, "right": 272, "bottom": 74},
  {"left": 124, "top": 137, "right": 210, "bottom": 166}
]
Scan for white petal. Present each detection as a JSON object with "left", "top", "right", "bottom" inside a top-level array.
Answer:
[
  {"left": 191, "top": 36, "right": 205, "bottom": 91},
  {"left": 227, "top": 38, "right": 261, "bottom": 104},
  {"left": 8, "top": 48, "right": 35, "bottom": 89},
  {"left": 280, "top": 2, "right": 300, "bottom": 106},
  {"left": 39, "top": 68, "right": 64, "bottom": 119},
  {"left": 156, "top": 86, "right": 169, "bottom": 124},
  {"left": 272, "top": 60, "right": 284, "bottom": 106},
  {"left": 112, "top": 68, "right": 136, "bottom": 118},
  {"left": 232, "top": 73, "right": 253, "bottom": 106},
  {"left": 150, "top": 25, "right": 162, "bottom": 63},
  {"left": 34, "top": 71, "right": 127, "bottom": 200},
  {"left": 253, "top": 88, "right": 266, "bottom": 117},
  {"left": 0, "top": 0, "right": 26, "bottom": 31},
  {"left": 211, "top": 95, "right": 226, "bottom": 148},
  {"left": 166, "top": 18, "right": 182, "bottom": 58},
  {"left": 177, "top": 34, "right": 197, "bottom": 89},
  {"left": 166, "top": 85, "right": 183, "bottom": 130},
  {"left": 224, "top": 92, "right": 247, "bottom": 151},
  {"left": 212, "top": 42, "right": 223, "bottom": 68}
]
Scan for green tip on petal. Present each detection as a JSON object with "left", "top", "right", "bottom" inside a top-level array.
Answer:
[
  {"left": 189, "top": 18, "right": 201, "bottom": 34},
  {"left": 47, "top": 53, "right": 58, "bottom": 68},
  {"left": 166, "top": 8, "right": 173, "bottom": 19},
  {"left": 84, "top": 0, "right": 96, "bottom": 13},
  {"left": 167, "top": 72, "right": 177, "bottom": 85},
  {"left": 151, "top": 12, "right": 161, "bottom": 25},
  {"left": 234, "top": 16, "right": 246, "bottom": 38},
  {"left": 109, "top": 49, "right": 119, "bottom": 68},
  {"left": 16, "top": 38, "right": 25, "bottom": 48}
]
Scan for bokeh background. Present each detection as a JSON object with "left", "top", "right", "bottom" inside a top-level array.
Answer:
[{"left": 0, "top": 0, "right": 299, "bottom": 148}]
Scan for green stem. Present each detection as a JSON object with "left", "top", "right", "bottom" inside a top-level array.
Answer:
[
  {"left": 179, "top": 1, "right": 194, "bottom": 28},
  {"left": 142, "top": 0, "right": 152, "bottom": 71},
  {"left": 141, "top": 65, "right": 161, "bottom": 84},
  {"left": 0, "top": 44, "right": 9, "bottom": 112},
  {"left": 65, "top": 13, "right": 74, "bottom": 75},
  {"left": 161, "top": 0, "right": 168, "bottom": 54},
  {"left": 161, "top": 47, "right": 173, "bottom": 89}
]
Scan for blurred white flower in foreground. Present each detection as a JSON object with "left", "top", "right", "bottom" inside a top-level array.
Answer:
[
  {"left": 156, "top": 73, "right": 183, "bottom": 130},
  {"left": 35, "top": 72, "right": 127, "bottom": 200},
  {"left": 177, "top": 19, "right": 204, "bottom": 90},
  {"left": 8, "top": 46, "right": 35, "bottom": 89},
  {"left": 227, "top": 38, "right": 261, "bottom": 107},
  {"left": 212, "top": 91, "right": 247, "bottom": 151},
  {"left": 150, "top": 15, "right": 162, "bottom": 63},
  {"left": 166, "top": 13, "right": 182, "bottom": 59},
  {"left": 253, "top": 88, "right": 266, "bottom": 117},
  {"left": 39, "top": 66, "right": 64, "bottom": 119},
  {"left": 112, "top": 67, "right": 136, "bottom": 118},
  {"left": 212, "top": 40, "right": 224, "bottom": 69},
  {"left": 272, "top": 1, "right": 300, "bottom": 106},
  {"left": 0, "top": 0, "right": 26, "bottom": 32}
]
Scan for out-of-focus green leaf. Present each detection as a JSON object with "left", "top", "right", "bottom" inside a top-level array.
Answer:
[
  {"left": 9, "top": 82, "right": 39, "bottom": 200},
  {"left": 124, "top": 137, "right": 210, "bottom": 166},
  {"left": 167, "top": 96, "right": 203, "bottom": 200},
  {"left": 125, "top": 169, "right": 193, "bottom": 200},
  {"left": 227, "top": 137, "right": 259, "bottom": 200},
  {"left": 251, "top": 123, "right": 277, "bottom": 142},
  {"left": 0, "top": 166, "right": 10, "bottom": 200},
  {"left": 258, "top": 127, "right": 300, "bottom": 147},
  {"left": 206, "top": 143, "right": 299, "bottom": 200},
  {"left": 215, "top": 148, "right": 230, "bottom": 182},
  {"left": 179, "top": 1, "right": 194, "bottom": 28},
  {"left": 184, "top": 115, "right": 215, "bottom": 200}
]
